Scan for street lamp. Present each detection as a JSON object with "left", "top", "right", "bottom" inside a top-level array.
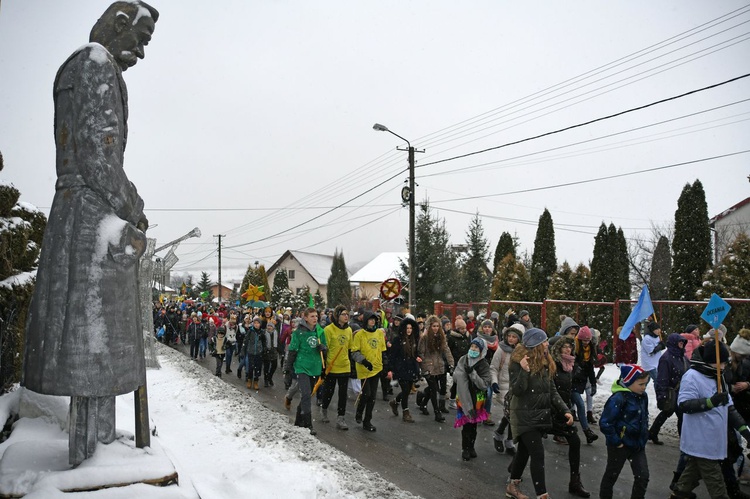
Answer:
[{"left": 373, "top": 123, "right": 418, "bottom": 312}]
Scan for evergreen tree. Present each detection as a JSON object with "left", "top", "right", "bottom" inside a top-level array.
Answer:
[
  {"left": 491, "top": 254, "right": 531, "bottom": 302},
  {"left": 327, "top": 250, "right": 352, "bottom": 308},
  {"left": 195, "top": 271, "right": 213, "bottom": 300},
  {"left": 546, "top": 262, "right": 575, "bottom": 334},
  {"left": 400, "top": 203, "right": 460, "bottom": 313},
  {"left": 670, "top": 180, "right": 712, "bottom": 328},
  {"left": 493, "top": 231, "right": 517, "bottom": 274},
  {"left": 461, "top": 213, "right": 491, "bottom": 303},
  {"left": 589, "top": 223, "right": 609, "bottom": 301},
  {"left": 314, "top": 289, "right": 326, "bottom": 309},
  {"left": 530, "top": 209, "right": 557, "bottom": 301},
  {"left": 700, "top": 233, "right": 750, "bottom": 340},
  {"left": 571, "top": 263, "right": 591, "bottom": 300},
  {"left": 650, "top": 235, "right": 671, "bottom": 300},
  {"left": 240, "top": 262, "right": 261, "bottom": 297},
  {"left": 271, "top": 268, "right": 290, "bottom": 309},
  {"left": 257, "top": 265, "right": 270, "bottom": 297},
  {"left": 0, "top": 151, "right": 48, "bottom": 388}
]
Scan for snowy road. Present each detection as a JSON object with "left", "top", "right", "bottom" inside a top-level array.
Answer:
[{"left": 167, "top": 342, "right": 690, "bottom": 498}]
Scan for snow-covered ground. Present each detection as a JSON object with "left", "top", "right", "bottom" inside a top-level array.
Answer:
[{"left": 0, "top": 344, "right": 417, "bottom": 498}]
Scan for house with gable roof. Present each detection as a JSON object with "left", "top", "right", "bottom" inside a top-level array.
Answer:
[
  {"left": 267, "top": 250, "right": 351, "bottom": 299},
  {"left": 710, "top": 196, "right": 750, "bottom": 262},
  {"left": 349, "top": 252, "right": 407, "bottom": 301}
]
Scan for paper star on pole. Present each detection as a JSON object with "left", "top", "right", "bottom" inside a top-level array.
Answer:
[{"left": 242, "top": 284, "right": 265, "bottom": 302}]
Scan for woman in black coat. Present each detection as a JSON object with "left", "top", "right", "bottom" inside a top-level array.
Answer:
[
  {"left": 388, "top": 317, "right": 421, "bottom": 423},
  {"left": 506, "top": 328, "right": 573, "bottom": 499},
  {"left": 550, "top": 336, "right": 590, "bottom": 497}
]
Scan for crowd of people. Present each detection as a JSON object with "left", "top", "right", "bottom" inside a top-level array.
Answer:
[{"left": 152, "top": 300, "right": 750, "bottom": 499}]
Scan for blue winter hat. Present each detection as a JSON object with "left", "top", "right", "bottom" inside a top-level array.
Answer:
[
  {"left": 523, "top": 328, "right": 548, "bottom": 348},
  {"left": 470, "top": 337, "right": 486, "bottom": 353},
  {"left": 619, "top": 364, "right": 645, "bottom": 387}
]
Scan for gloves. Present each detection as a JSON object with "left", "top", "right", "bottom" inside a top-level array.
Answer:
[
  {"left": 590, "top": 384, "right": 597, "bottom": 396},
  {"left": 709, "top": 391, "right": 730, "bottom": 408},
  {"left": 317, "top": 343, "right": 327, "bottom": 353},
  {"left": 362, "top": 359, "right": 373, "bottom": 371},
  {"left": 467, "top": 409, "right": 477, "bottom": 420},
  {"left": 653, "top": 342, "right": 666, "bottom": 354},
  {"left": 740, "top": 427, "right": 750, "bottom": 448},
  {"left": 491, "top": 383, "right": 501, "bottom": 394},
  {"left": 283, "top": 370, "right": 292, "bottom": 386}
]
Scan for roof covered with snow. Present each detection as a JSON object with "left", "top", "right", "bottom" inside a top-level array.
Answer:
[
  {"left": 349, "top": 252, "right": 406, "bottom": 283},
  {"left": 268, "top": 250, "right": 350, "bottom": 286},
  {"left": 710, "top": 196, "right": 750, "bottom": 225}
]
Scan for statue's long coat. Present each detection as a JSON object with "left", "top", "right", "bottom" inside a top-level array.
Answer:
[{"left": 23, "top": 43, "right": 147, "bottom": 397}]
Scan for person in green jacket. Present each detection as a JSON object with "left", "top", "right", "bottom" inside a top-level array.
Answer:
[{"left": 284, "top": 307, "right": 327, "bottom": 435}]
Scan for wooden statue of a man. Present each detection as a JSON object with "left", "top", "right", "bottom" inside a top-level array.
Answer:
[{"left": 23, "top": 1, "right": 158, "bottom": 466}]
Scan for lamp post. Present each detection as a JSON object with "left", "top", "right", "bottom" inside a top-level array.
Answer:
[{"left": 373, "top": 123, "right": 421, "bottom": 312}]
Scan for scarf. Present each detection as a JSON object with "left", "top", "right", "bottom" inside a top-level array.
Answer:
[{"left": 560, "top": 353, "right": 575, "bottom": 373}]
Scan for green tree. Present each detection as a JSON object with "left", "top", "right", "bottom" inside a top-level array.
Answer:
[
  {"left": 460, "top": 213, "right": 491, "bottom": 302},
  {"left": 271, "top": 268, "right": 290, "bottom": 309},
  {"left": 491, "top": 254, "right": 531, "bottom": 302},
  {"left": 327, "top": 250, "right": 352, "bottom": 308},
  {"left": 314, "top": 289, "right": 326, "bottom": 309},
  {"left": 493, "top": 231, "right": 517, "bottom": 274},
  {"left": 530, "top": 209, "right": 557, "bottom": 301},
  {"left": 669, "top": 180, "right": 712, "bottom": 328},
  {"left": 240, "top": 262, "right": 262, "bottom": 298},
  {"left": 0, "top": 150, "right": 48, "bottom": 388},
  {"left": 650, "top": 235, "right": 671, "bottom": 301},
  {"left": 546, "top": 262, "right": 576, "bottom": 334},
  {"left": 257, "top": 265, "right": 270, "bottom": 297},
  {"left": 571, "top": 263, "right": 591, "bottom": 300},
  {"left": 195, "top": 271, "right": 213, "bottom": 301},
  {"left": 589, "top": 223, "right": 609, "bottom": 302},
  {"left": 700, "top": 233, "right": 750, "bottom": 340},
  {"left": 400, "top": 203, "right": 460, "bottom": 313}
]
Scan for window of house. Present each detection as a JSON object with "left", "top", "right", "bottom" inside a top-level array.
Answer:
[
  {"left": 295, "top": 287, "right": 303, "bottom": 294},
  {"left": 288, "top": 270, "right": 296, "bottom": 280}
]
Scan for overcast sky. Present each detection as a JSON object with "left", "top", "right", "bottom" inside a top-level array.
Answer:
[{"left": 1, "top": 1, "right": 748, "bottom": 283}]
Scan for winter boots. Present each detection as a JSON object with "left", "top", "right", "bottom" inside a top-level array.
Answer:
[
  {"left": 253, "top": 379, "right": 260, "bottom": 390},
  {"left": 586, "top": 410, "right": 597, "bottom": 425},
  {"left": 320, "top": 407, "right": 329, "bottom": 423},
  {"left": 583, "top": 428, "right": 599, "bottom": 444},
  {"left": 568, "top": 472, "right": 590, "bottom": 498},
  {"left": 438, "top": 398, "right": 449, "bottom": 414},
  {"left": 494, "top": 437, "right": 505, "bottom": 453},
  {"left": 389, "top": 399, "right": 399, "bottom": 416},
  {"left": 448, "top": 398, "right": 457, "bottom": 409},
  {"left": 246, "top": 379, "right": 253, "bottom": 389},
  {"left": 402, "top": 409, "right": 414, "bottom": 423},
  {"left": 362, "top": 422, "right": 377, "bottom": 432},
  {"left": 283, "top": 396, "right": 291, "bottom": 411},
  {"left": 416, "top": 392, "right": 429, "bottom": 415},
  {"left": 294, "top": 406, "right": 316, "bottom": 435},
  {"left": 461, "top": 430, "right": 477, "bottom": 461},
  {"left": 505, "top": 478, "right": 529, "bottom": 499},
  {"left": 504, "top": 439, "right": 516, "bottom": 455},
  {"left": 483, "top": 412, "right": 496, "bottom": 426},
  {"left": 648, "top": 429, "right": 664, "bottom": 445},
  {"left": 336, "top": 415, "right": 348, "bottom": 430},
  {"left": 434, "top": 411, "right": 445, "bottom": 423}
]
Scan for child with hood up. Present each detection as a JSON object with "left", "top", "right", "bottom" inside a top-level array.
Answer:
[
  {"left": 491, "top": 322, "right": 524, "bottom": 455},
  {"left": 453, "top": 337, "right": 491, "bottom": 461},
  {"left": 648, "top": 332, "right": 689, "bottom": 445},
  {"left": 475, "top": 319, "right": 499, "bottom": 426}
]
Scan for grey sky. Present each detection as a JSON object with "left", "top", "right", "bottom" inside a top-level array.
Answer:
[{"left": 1, "top": 1, "right": 748, "bottom": 283}]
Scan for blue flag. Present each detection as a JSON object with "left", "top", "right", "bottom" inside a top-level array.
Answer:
[{"left": 619, "top": 285, "right": 655, "bottom": 340}]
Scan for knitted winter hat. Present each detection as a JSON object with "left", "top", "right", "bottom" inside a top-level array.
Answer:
[
  {"left": 730, "top": 332, "right": 750, "bottom": 356},
  {"left": 467, "top": 310, "right": 475, "bottom": 319},
  {"left": 481, "top": 319, "right": 494, "bottom": 329},
  {"left": 442, "top": 317, "right": 452, "bottom": 327},
  {"left": 619, "top": 364, "right": 645, "bottom": 387},
  {"left": 523, "top": 328, "right": 548, "bottom": 348},
  {"left": 518, "top": 310, "right": 530, "bottom": 318},
  {"left": 577, "top": 326, "right": 593, "bottom": 341},
  {"left": 217, "top": 326, "right": 226, "bottom": 334},
  {"left": 252, "top": 316, "right": 261, "bottom": 324},
  {"left": 506, "top": 322, "right": 525, "bottom": 339},
  {"left": 490, "top": 311, "right": 500, "bottom": 320},
  {"left": 470, "top": 337, "right": 486, "bottom": 353},
  {"left": 454, "top": 318, "right": 467, "bottom": 330},
  {"left": 703, "top": 340, "right": 730, "bottom": 364}
]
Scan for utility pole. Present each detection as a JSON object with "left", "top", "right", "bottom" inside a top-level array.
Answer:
[
  {"left": 215, "top": 234, "right": 225, "bottom": 303},
  {"left": 373, "top": 123, "right": 423, "bottom": 312}
]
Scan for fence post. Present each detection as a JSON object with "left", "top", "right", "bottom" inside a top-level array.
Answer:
[
  {"left": 541, "top": 300, "right": 547, "bottom": 331},
  {"left": 434, "top": 301, "right": 443, "bottom": 316}
]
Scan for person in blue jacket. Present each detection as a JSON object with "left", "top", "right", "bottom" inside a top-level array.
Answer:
[{"left": 599, "top": 364, "right": 650, "bottom": 499}]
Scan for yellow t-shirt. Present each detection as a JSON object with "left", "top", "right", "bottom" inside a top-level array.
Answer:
[
  {"left": 323, "top": 323, "right": 352, "bottom": 374},
  {"left": 351, "top": 328, "right": 386, "bottom": 379}
]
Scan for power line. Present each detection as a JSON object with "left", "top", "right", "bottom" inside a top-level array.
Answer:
[
  {"left": 418, "top": 72, "right": 750, "bottom": 169},
  {"left": 428, "top": 150, "right": 750, "bottom": 204}
]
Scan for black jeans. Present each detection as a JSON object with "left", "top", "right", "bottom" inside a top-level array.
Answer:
[
  {"left": 599, "top": 445, "right": 649, "bottom": 499},
  {"left": 190, "top": 339, "right": 199, "bottom": 358},
  {"left": 356, "top": 376, "right": 379, "bottom": 424},
  {"left": 263, "top": 358, "right": 277, "bottom": 381},
  {"left": 321, "top": 373, "right": 349, "bottom": 416},
  {"left": 423, "top": 374, "right": 447, "bottom": 410},
  {"left": 509, "top": 430, "right": 547, "bottom": 495},
  {"left": 214, "top": 354, "right": 224, "bottom": 375},
  {"left": 396, "top": 380, "right": 413, "bottom": 410}
]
